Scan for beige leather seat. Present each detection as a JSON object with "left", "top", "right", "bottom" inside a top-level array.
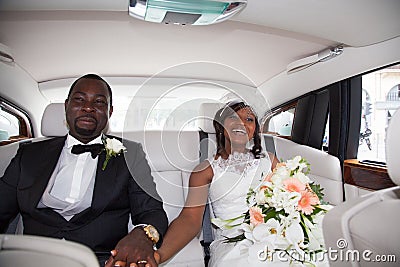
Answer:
[
  {"left": 322, "top": 109, "right": 400, "bottom": 267},
  {"left": 0, "top": 234, "right": 99, "bottom": 267},
  {"left": 124, "top": 130, "right": 205, "bottom": 267}
]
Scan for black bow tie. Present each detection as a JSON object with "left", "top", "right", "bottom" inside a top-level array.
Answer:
[{"left": 71, "top": 144, "right": 104, "bottom": 159}]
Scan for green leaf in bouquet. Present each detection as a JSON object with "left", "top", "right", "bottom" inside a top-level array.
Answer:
[
  {"left": 262, "top": 207, "right": 285, "bottom": 222},
  {"left": 211, "top": 214, "right": 246, "bottom": 230},
  {"left": 300, "top": 158, "right": 311, "bottom": 174},
  {"left": 309, "top": 182, "right": 325, "bottom": 202},
  {"left": 222, "top": 233, "right": 245, "bottom": 243},
  {"left": 299, "top": 215, "right": 310, "bottom": 244},
  {"left": 264, "top": 188, "right": 273, "bottom": 198},
  {"left": 310, "top": 206, "right": 323, "bottom": 216},
  {"left": 246, "top": 188, "right": 255, "bottom": 204}
]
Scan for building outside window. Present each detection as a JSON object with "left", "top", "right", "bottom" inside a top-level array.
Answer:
[{"left": 359, "top": 63, "right": 400, "bottom": 162}]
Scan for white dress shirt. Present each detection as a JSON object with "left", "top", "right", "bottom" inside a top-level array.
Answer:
[
  {"left": 39, "top": 134, "right": 103, "bottom": 220},
  {"left": 50, "top": 134, "right": 102, "bottom": 203}
]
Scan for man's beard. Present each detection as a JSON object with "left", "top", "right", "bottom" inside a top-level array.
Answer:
[
  {"left": 74, "top": 123, "right": 97, "bottom": 136},
  {"left": 73, "top": 115, "right": 98, "bottom": 136}
]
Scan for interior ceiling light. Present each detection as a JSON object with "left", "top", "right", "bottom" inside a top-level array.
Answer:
[
  {"left": 287, "top": 45, "right": 344, "bottom": 74},
  {"left": 129, "top": 0, "right": 247, "bottom": 26}
]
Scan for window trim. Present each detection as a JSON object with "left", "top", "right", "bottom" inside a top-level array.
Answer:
[
  {"left": 261, "top": 101, "right": 297, "bottom": 137},
  {"left": 0, "top": 97, "right": 33, "bottom": 146}
]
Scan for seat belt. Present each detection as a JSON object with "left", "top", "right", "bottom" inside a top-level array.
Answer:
[
  {"left": 199, "top": 130, "right": 213, "bottom": 266},
  {"left": 263, "top": 134, "right": 276, "bottom": 156}
]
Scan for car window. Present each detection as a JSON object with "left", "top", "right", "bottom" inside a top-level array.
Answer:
[
  {"left": 0, "top": 107, "right": 19, "bottom": 139},
  {"left": 0, "top": 99, "right": 32, "bottom": 144},
  {"left": 265, "top": 108, "right": 295, "bottom": 136},
  {"left": 358, "top": 63, "right": 400, "bottom": 162},
  {"left": 322, "top": 114, "right": 329, "bottom": 152},
  {"left": 110, "top": 84, "right": 235, "bottom": 132}
]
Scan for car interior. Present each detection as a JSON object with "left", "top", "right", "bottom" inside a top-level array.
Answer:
[
  {"left": 0, "top": 0, "right": 399, "bottom": 266},
  {"left": 0, "top": 233, "right": 99, "bottom": 267}
]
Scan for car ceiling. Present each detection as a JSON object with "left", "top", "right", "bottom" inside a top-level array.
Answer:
[{"left": 0, "top": 0, "right": 399, "bottom": 88}]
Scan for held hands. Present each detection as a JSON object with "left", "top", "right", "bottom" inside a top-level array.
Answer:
[
  {"left": 153, "top": 251, "right": 161, "bottom": 265},
  {"left": 105, "top": 227, "right": 159, "bottom": 267}
]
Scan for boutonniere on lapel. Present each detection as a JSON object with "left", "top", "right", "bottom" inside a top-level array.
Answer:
[{"left": 102, "top": 137, "right": 127, "bottom": 170}]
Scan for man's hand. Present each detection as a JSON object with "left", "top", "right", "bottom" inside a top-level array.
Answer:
[{"left": 105, "top": 227, "right": 158, "bottom": 267}]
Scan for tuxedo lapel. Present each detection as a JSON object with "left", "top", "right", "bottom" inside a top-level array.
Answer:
[
  {"left": 91, "top": 151, "right": 119, "bottom": 212},
  {"left": 91, "top": 135, "right": 123, "bottom": 213},
  {"left": 16, "top": 136, "right": 68, "bottom": 226},
  {"left": 70, "top": 147, "right": 120, "bottom": 224},
  {"left": 25, "top": 136, "right": 67, "bottom": 208}
]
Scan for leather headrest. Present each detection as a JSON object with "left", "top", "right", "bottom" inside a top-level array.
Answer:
[
  {"left": 41, "top": 103, "right": 68, "bottom": 137},
  {"left": 386, "top": 109, "right": 400, "bottom": 185},
  {"left": 197, "top": 102, "right": 224, "bottom": 133}
]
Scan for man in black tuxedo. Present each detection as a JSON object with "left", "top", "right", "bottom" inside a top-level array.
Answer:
[{"left": 0, "top": 74, "right": 168, "bottom": 266}]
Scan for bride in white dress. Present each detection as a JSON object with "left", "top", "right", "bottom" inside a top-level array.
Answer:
[
  {"left": 155, "top": 101, "right": 278, "bottom": 266},
  {"left": 208, "top": 150, "right": 274, "bottom": 266}
]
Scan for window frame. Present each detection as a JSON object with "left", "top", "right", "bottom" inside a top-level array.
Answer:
[
  {"left": 0, "top": 97, "right": 33, "bottom": 146},
  {"left": 340, "top": 63, "right": 400, "bottom": 194},
  {"left": 261, "top": 101, "right": 297, "bottom": 139}
]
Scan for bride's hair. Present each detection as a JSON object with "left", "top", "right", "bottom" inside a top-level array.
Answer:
[{"left": 213, "top": 100, "right": 263, "bottom": 159}]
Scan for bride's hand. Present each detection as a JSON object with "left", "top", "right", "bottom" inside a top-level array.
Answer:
[{"left": 154, "top": 251, "right": 161, "bottom": 264}]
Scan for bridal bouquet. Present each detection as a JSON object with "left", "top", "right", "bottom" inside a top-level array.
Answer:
[{"left": 212, "top": 156, "right": 331, "bottom": 266}]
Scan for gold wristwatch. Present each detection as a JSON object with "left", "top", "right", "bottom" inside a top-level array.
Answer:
[{"left": 143, "top": 224, "right": 160, "bottom": 244}]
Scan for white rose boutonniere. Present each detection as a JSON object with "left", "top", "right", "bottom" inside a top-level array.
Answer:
[{"left": 102, "top": 137, "right": 127, "bottom": 170}]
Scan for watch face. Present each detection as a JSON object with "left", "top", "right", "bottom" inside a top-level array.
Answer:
[
  {"left": 145, "top": 225, "right": 159, "bottom": 243},
  {"left": 149, "top": 226, "right": 159, "bottom": 238}
]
